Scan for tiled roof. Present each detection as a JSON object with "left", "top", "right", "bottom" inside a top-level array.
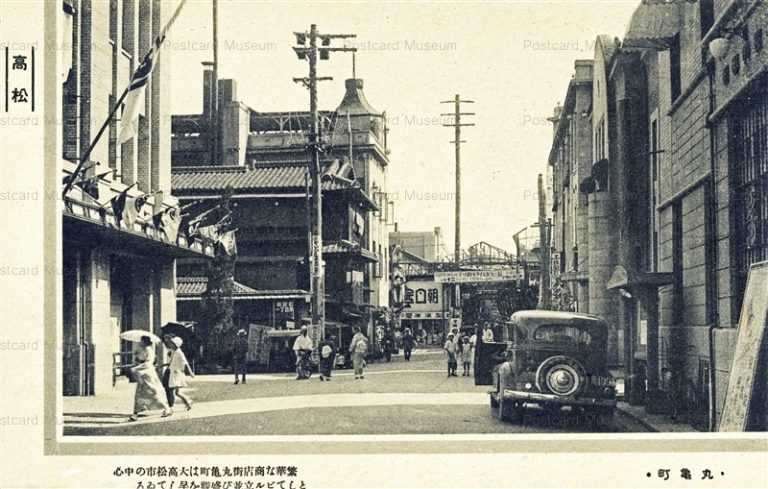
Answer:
[
  {"left": 172, "top": 160, "right": 356, "bottom": 194},
  {"left": 177, "top": 276, "right": 309, "bottom": 299},
  {"left": 177, "top": 277, "right": 259, "bottom": 297},
  {"left": 323, "top": 240, "right": 379, "bottom": 262}
]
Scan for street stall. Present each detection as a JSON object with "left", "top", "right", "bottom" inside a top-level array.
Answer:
[{"left": 266, "top": 329, "right": 303, "bottom": 372}]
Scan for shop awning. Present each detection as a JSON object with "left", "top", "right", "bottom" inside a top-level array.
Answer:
[
  {"left": 402, "top": 311, "right": 448, "bottom": 320},
  {"left": 323, "top": 240, "right": 379, "bottom": 263},
  {"left": 267, "top": 329, "right": 302, "bottom": 338},
  {"left": 606, "top": 265, "right": 674, "bottom": 291}
]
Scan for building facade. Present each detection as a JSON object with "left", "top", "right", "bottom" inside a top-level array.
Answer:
[
  {"left": 548, "top": 0, "right": 767, "bottom": 430},
  {"left": 170, "top": 72, "right": 391, "bottom": 362},
  {"left": 60, "top": 0, "right": 212, "bottom": 396},
  {"left": 389, "top": 227, "right": 444, "bottom": 262},
  {"left": 548, "top": 60, "right": 594, "bottom": 317}
]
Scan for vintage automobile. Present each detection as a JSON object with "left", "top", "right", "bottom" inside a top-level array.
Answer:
[{"left": 474, "top": 310, "right": 617, "bottom": 422}]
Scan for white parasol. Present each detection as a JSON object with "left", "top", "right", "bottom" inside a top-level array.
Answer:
[{"left": 120, "top": 329, "right": 161, "bottom": 343}]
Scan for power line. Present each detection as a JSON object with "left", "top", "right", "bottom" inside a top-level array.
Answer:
[{"left": 441, "top": 95, "right": 475, "bottom": 263}]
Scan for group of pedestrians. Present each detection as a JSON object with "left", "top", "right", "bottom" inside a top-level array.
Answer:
[
  {"left": 128, "top": 334, "right": 194, "bottom": 422},
  {"left": 443, "top": 327, "right": 480, "bottom": 377},
  {"left": 291, "top": 325, "right": 370, "bottom": 381}
]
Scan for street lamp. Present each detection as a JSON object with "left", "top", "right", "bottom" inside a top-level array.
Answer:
[{"left": 708, "top": 25, "right": 749, "bottom": 62}]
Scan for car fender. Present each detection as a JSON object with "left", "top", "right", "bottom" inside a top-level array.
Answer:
[{"left": 497, "top": 361, "right": 515, "bottom": 391}]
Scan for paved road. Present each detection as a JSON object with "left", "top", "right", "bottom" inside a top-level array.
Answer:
[{"left": 64, "top": 351, "right": 650, "bottom": 436}]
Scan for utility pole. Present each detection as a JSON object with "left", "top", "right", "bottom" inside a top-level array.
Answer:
[
  {"left": 441, "top": 95, "right": 474, "bottom": 263},
  {"left": 536, "top": 174, "right": 552, "bottom": 309},
  {"left": 293, "top": 25, "right": 356, "bottom": 343}
]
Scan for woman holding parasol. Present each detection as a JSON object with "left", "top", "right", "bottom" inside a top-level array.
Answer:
[{"left": 121, "top": 330, "right": 171, "bottom": 421}]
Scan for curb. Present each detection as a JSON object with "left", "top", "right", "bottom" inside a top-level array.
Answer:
[{"left": 616, "top": 405, "right": 659, "bottom": 432}]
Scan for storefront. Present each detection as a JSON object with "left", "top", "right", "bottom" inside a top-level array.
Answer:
[
  {"left": 399, "top": 279, "right": 449, "bottom": 346},
  {"left": 607, "top": 265, "right": 673, "bottom": 411},
  {"left": 62, "top": 171, "right": 214, "bottom": 396}
]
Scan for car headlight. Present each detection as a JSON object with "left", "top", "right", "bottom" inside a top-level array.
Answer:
[{"left": 524, "top": 382, "right": 533, "bottom": 390}]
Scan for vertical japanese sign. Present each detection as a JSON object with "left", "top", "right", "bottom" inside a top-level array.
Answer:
[{"left": 3, "top": 43, "right": 35, "bottom": 112}]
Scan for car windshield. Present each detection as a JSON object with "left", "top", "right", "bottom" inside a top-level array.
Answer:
[
  {"left": 533, "top": 323, "right": 594, "bottom": 346},
  {"left": 503, "top": 323, "right": 527, "bottom": 343}
]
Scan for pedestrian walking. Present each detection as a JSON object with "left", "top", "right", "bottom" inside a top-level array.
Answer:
[
  {"left": 468, "top": 329, "right": 477, "bottom": 374},
  {"left": 482, "top": 323, "right": 495, "bottom": 343},
  {"left": 459, "top": 335, "right": 472, "bottom": 376},
  {"left": 232, "top": 328, "right": 249, "bottom": 384},
  {"left": 349, "top": 326, "right": 368, "bottom": 379},
  {"left": 444, "top": 333, "right": 459, "bottom": 377},
  {"left": 128, "top": 335, "right": 171, "bottom": 421},
  {"left": 167, "top": 336, "right": 194, "bottom": 412},
  {"left": 402, "top": 328, "right": 414, "bottom": 361},
  {"left": 161, "top": 334, "right": 176, "bottom": 407},
  {"left": 318, "top": 335, "right": 336, "bottom": 381},
  {"left": 293, "top": 325, "right": 314, "bottom": 380}
]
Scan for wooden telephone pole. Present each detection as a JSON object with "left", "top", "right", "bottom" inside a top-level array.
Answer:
[
  {"left": 441, "top": 95, "right": 475, "bottom": 263},
  {"left": 293, "top": 25, "right": 356, "bottom": 341},
  {"left": 536, "top": 174, "right": 552, "bottom": 309}
]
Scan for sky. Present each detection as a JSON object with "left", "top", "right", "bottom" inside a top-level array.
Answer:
[{"left": 167, "top": 0, "right": 640, "bottom": 256}]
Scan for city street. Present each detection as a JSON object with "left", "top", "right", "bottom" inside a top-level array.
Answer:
[{"left": 64, "top": 350, "right": 650, "bottom": 436}]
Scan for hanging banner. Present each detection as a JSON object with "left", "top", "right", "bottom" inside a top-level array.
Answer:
[{"left": 434, "top": 268, "right": 523, "bottom": 284}]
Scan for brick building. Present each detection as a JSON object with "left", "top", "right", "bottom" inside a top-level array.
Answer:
[
  {"left": 60, "top": 0, "right": 213, "bottom": 396},
  {"left": 548, "top": 0, "right": 767, "bottom": 430}
]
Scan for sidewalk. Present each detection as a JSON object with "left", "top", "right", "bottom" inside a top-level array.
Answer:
[
  {"left": 63, "top": 379, "right": 487, "bottom": 430},
  {"left": 616, "top": 401, "right": 699, "bottom": 433}
]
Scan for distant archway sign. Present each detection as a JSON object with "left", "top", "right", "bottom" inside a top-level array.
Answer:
[
  {"left": 434, "top": 269, "right": 524, "bottom": 284},
  {"left": 719, "top": 260, "right": 768, "bottom": 432}
]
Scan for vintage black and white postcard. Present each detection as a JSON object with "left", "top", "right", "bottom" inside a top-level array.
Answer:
[{"left": 1, "top": 1, "right": 767, "bottom": 488}]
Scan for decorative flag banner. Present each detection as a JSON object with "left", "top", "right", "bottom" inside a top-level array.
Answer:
[
  {"left": 217, "top": 229, "right": 238, "bottom": 257},
  {"left": 62, "top": 0, "right": 189, "bottom": 200},
  {"left": 74, "top": 169, "right": 113, "bottom": 202},
  {"left": 118, "top": 48, "right": 155, "bottom": 143},
  {"left": 160, "top": 207, "right": 182, "bottom": 243},
  {"left": 123, "top": 194, "right": 150, "bottom": 229},
  {"left": 118, "top": 0, "right": 188, "bottom": 143},
  {"left": 108, "top": 183, "right": 137, "bottom": 227},
  {"left": 151, "top": 190, "right": 166, "bottom": 228}
]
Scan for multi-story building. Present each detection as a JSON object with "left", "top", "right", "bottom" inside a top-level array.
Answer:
[
  {"left": 389, "top": 226, "right": 444, "bottom": 262},
  {"left": 60, "top": 0, "right": 213, "bottom": 396},
  {"left": 170, "top": 70, "right": 391, "bottom": 360},
  {"left": 696, "top": 0, "right": 768, "bottom": 430},
  {"left": 548, "top": 60, "right": 594, "bottom": 318},
  {"left": 550, "top": 0, "right": 767, "bottom": 429}
]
